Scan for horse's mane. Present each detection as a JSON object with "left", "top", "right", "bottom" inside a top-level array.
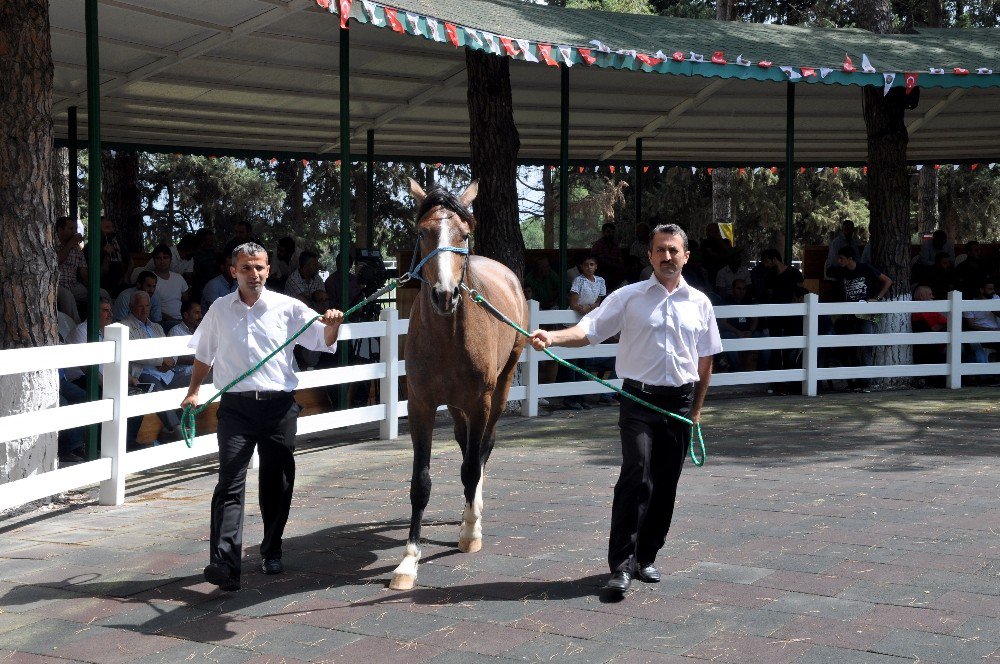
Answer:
[{"left": 415, "top": 186, "right": 476, "bottom": 226}]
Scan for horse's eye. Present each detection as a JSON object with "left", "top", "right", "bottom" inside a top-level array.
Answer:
[{"left": 462, "top": 234, "right": 470, "bottom": 241}]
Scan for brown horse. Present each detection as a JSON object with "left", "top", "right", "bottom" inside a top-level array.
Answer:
[{"left": 389, "top": 179, "right": 528, "bottom": 590}]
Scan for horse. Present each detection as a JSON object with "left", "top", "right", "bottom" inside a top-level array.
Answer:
[{"left": 389, "top": 179, "right": 528, "bottom": 591}]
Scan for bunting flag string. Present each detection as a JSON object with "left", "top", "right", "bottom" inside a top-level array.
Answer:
[{"left": 328, "top": 0, "right": 998, "bottom": 89}]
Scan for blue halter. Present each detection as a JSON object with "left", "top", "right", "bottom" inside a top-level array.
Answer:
[{"left": 404, "top": 237, "right": 470, "bottom": 285}]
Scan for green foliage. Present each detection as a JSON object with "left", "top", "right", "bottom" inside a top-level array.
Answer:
[{"left": 567, "top": 0, "right": 655, "bottom": 13}]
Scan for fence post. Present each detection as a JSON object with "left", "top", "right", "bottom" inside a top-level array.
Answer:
[
  {"left": 379, "top": 307, "right": 400, "bottom": 440},
  {"left": 803, "top": 293, "right": 819, "bottom": 396},
  {"left": 521, "top": 299, "right": 540, "bottom": 417},
  {"left": 947, "top": 290, "right": 963, "bottom": 389},
  {"left": 99, "top": 324, "right": 129, "bottom": 506}
]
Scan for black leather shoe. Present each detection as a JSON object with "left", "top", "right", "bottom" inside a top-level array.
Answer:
[
  {"left": 260, "top": 558, "right": 284, "bottom": 575},
  {"left": 636, "top": 563, "right": 661, "bottom": 583},
  {"left": 604, "top": 571, "right": 632, "bottom": 593},
  {"left": 203, "top": 563, "right": 240, "bottom": 591}
]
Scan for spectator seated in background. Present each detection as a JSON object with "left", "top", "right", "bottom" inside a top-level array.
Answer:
[
  {"left": 700, "top": 222, "right": 731, "bottom": 288},
  {"left": 523, "top": 257, "right": 561, "bottom": 310},
  {"left": 191, "top": 227, "right": 218, "bottom": 299},
  {"left": 120, "top": 290, "right": 184, "bottom": 446},
  {"left": 149, "top": 243, "right": 190, "bottom": 332},
  {"left": 168, "top": 300, "right": 203, "bottom": 383},
  {"left": 962, "top": 276, "right": 1000, "bottom": 365},
  {"left": 824, "top": 219, "right": 863, "bottom": 278},
  {"left": 221, "top": 220, "right": 255, "bottom": 257},
  {"left": 628, "top": 222, "right": 651, "bottom": 272},
  {"left": 911, "top": 286, "right": 947, "bottom": 378},
  {"left": 285, "top": 250, "right": 325, "bottom": 303},
  {"left": 89, "top": 217, "right": 134, "bottom": 296},
  {"left": 268, "top": 236, "right": 301, "bottom": 292},
  {"left": 915, "top": 229, "right": 956, "bottom": 268},
  {"left": 591, "top": 222, "right": 626, "bottom": 291},
  {"left": 112, "top": 270, "right": 162, "bottom": 323},
  {"left": 325, "top": 250, "right": 363, "bottom": 312},
  {"left": 717, "top": 278, "right": 769, "bottom": 372},
  {"left": 562, "top": 255, "right": 616, "bottom": 409},
  {"left": 134, "top": 234, "right": 196, "bottom": 286},
  {"left": 926, "top": 251, "right": 957, "bottom": 300},
  {"left": 55, "top": 215, "right": 88, "bottom": 324},
  {"left": 201, "top": 253, "right": 237, "bottom": 311},
  {"left": 955, "top": 240, "right": 988, "bottom": 295},
  {"left": 715, "top": 250, "right": 751, "bottom": 299}
]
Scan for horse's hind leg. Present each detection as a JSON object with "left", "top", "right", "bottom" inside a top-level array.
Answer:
[
  {"left": 458, "top": 396, "right": 490, "bottom": 553},
  {"left": 390, "top": 403, "right": 435, "bottom": 590}
]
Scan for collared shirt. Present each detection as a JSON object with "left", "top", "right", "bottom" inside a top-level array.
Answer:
[
  {"left": 121, "top": 314, "right": 172, "bottom": 381},
  {"left": 168, "top": 322, "right": 195, "bottom": 377},
  {"left": 64, "top": 323, "right": 104, "bottom": 382},
  {"left": 571, "top": 275, "right": 606, "bottom": 308},
  {"left": 285, "top": 270, "right": 325, "bottom": 299},
  {"left": 58, "top": 244, "right": 86, "bottom": 288},
  {"left": 189, "top": 287, "right": 337, "bottom": 392},
  {"left": 578, "top": 275, "right": 722, "bottom": 387}
]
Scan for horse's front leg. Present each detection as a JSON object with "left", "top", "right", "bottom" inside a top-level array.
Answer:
[
  {"left": 458, "top": 398, "right": 491, "bottom": 553},
  {"left": 390, "top": 403, "right": 435, "bottom": 590}
]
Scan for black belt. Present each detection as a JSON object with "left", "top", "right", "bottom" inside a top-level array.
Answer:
[
  {"left": 623, "top": 379, "right": 692, "bottom": 396},
  {"left": 224, "top": 390, "right": 292, "bottom": 401}
]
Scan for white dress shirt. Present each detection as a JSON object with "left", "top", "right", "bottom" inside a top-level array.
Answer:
[
  {"left": 189, "top": 287, "right": 336, "bottom": 393},
  {"left": 578, "top": 275, "right": 723, "bottom": 387}
]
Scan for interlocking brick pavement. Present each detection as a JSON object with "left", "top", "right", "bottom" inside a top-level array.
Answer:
[{"left": 0, "top": 388, "right": 997, "bottom": 663}]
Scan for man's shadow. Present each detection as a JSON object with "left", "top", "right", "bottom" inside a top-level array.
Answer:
[{"left": 0, "top": 519, "right": 612, "bottom": 644}]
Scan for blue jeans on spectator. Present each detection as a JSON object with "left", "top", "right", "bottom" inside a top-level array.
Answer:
[{"left": 59, "top": 378, "right": 87, "bottom": 457}]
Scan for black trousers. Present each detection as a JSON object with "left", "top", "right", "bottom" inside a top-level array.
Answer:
[
  {"left": 210, "top": 392, "right": 300, "bottom": 579},
  {"left": 609, "top": 383, "right": 693, "bottom": 574}
]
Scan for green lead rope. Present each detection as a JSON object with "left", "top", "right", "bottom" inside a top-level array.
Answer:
[
  {"left": 179, "top": 280, "right": 400, "bottom": 448},
  {"left": 462, "top": 285, "right": 707, "bottom": 467}
]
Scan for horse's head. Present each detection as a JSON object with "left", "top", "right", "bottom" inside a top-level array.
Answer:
[{"left": 408, "top": 178, "right": 478, "bottom": 315}]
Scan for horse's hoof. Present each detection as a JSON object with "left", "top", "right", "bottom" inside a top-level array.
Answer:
[
  {"left": 458, "top": 537, "right": 482, "bottom": 553},
  {"left": 389, "top": 573, "right": 416, "bottom": 590}
]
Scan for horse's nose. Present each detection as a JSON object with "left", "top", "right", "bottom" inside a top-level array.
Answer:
[{"left": 433, "top": 286, "right": 455, "bottom": 313}]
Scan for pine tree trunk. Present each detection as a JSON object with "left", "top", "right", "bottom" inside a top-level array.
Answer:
[
  {"left": 712, "top": 168, "right": 734, "bottom": 227},
  {"left": 917, "top": 168, "right": 939, "bottom": 234},
  {"left": 52, "top": 147, "right": 69, "bottom": 219},
  {"left": 466, "top": 49, "right": 524, "bottom": 279},
  {"left": 860, "top": 0, "right": 913, "bottom": 386},
  {"left": 0, "top": 0, "right": 59, "bottom": 483},
  {"left": 102, "top": 150, "right": 144, "bottom": 250}
]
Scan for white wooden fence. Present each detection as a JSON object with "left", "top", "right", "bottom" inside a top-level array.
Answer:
[{"left": 1, "top": 292, "right": 997, "bottom": 513}]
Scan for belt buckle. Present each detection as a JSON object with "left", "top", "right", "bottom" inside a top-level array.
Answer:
[{"left": 254, "top": 390, "right": 264, "bottom": 400}]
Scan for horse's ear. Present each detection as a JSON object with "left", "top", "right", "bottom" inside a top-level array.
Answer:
[
  {"left": 459, "top": 180, "right": 479, "bottom": 209},
  {"left": 408, "top": 178, "right": 426, "bottom": 206}
]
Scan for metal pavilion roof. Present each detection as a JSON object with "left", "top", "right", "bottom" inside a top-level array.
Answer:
[{"left": 50, "top": 0, "right": 1000, "bottom": 165}]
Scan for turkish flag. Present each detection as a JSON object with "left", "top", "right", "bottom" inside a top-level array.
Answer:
[
  {"left": 636, "top": 53, "right": 662, "bottom": 67},
  {"left": 843, "top": 54, "right": 856, "bottom": 72},
  {"left": 578, "top": 48, "right": 597, "bottom": 65},
  {"left": 338, "top": 0, "right": 351, "bottom": 28},
  {"left": 444, "top": 23, "right": 460, "bottom": 47},
  {"left": 801, "top": 67, "right": 816, "bottom": 77},
  {"left": 953, "top": 67, "right": 970, "bottom": 75},
  {"left": 537, "top": 43, "right": 559, "bottom": 66},
  {"left": 609, "top": 165, "right": 616, "bottom": 174},
  {"left": 384, "top": 7, "right": 404, "bottom": 32},
  {"left": 500, "top": 37, "right": 520, "bottom": 56},
  {"left": 711, "top": 51, "right": 726, "bottom": 64},
  {"left": 672, "top": 51, "right": 685, "bottom": 62},
  {"left": 316, "top": 0, "right": 330, "bottom": 7},
  {"left": 757, "top": 60, "right": 772, "bottom": 68},
  {"left": 904, "top": 72, "right": 919, "bottom": 93}
]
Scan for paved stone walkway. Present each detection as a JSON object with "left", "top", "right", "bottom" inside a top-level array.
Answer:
[{"left": 0, "top": 388, "right": 998, "bottom": 664}]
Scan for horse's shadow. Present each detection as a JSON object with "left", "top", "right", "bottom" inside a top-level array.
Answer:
[{"left": 0, "top": 519, "right": 610, "bottom": 642}]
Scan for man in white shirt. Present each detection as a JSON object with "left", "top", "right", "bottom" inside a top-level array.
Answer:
[
  {"left": 150, "top": 244, "right": 189, "bottom": 331},
  {"left": 529, "top": 223, "right": 722, "bottom": 598},
  {"left": 182, "top": 242, "right": 344, "bottom": 591}
]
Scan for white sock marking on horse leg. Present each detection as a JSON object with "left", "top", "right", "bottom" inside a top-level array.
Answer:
[
  {"left": 459, "top": 467, "right": 484, "bottom": 548},
  {"left": 392, "top": 542, "right": 421, "bottom": 579}
]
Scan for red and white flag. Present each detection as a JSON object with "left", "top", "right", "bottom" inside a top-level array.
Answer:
[{"left": 338, "top": 0, "right": 352, "bottom": 29}]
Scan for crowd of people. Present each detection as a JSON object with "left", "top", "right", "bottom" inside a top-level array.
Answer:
[{"left": 522, "top": 220, "right": 998, "bottom": 401}]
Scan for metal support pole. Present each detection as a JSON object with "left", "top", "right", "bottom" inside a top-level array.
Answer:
[
  {"left": 68, "top": 107, "right": 78, "bottom": 220},
  {"left": 635, "top": 137, "right": 643, "bottom": 226},
  {"left": 366, "top": 129, "right": 375, "bottom": 248},
  {"left": 85, "top": 0, "right": 103, "bottom": 461},
  {"left": 784, "top": 82, "right": 795, "bottom": 264},
  {"left": 559, "top": 64, "right": 569, "bottom": 309},
  {"left": 339, "top": 27, "right": 351, "bottom": 407}
]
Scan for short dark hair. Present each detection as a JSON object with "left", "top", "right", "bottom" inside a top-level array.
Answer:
[
  {"left": 838, "top": 246, "right": 858, "bottom": 261},
  {"left": 278, "top": 236, "right": 296, "bottom": 251},
  {"left": 235, "top": 220, "right": 253, "bottom": 233},
  {"left": 761, "top": 248, "right": 782, "bottom": 263},
  {"left": 152, "top": 244, "right": 172, "bottom": 258},
  {"left": 298, "top": 251, "right": 319, "bottom": 268},
  {"left": 180, "top": 299, "right": 200, "bottom": 315},
  {"left": 649, "top": 223, "right": 689, "bottom": 251},
  {"left": 578, "top": 254, "right": 599, "bottom": 267},
  {"left": 601, "top": 222, "right": 615, "bottom": 233},
  {"left": 135, "top": 270, "right": 157, "bottom": 286},
  {"left": 55, "top": 216, "right": 74, "bottom": 232}
]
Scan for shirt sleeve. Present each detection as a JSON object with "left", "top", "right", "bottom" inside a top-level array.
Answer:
[
  {"left": 190, "top": 306, "right": 218, "bottom": 365},
  {"left": 578, "top": 287, "right": 626, "bottom": 344},
  {"left": 698, "top": 300, "right": 725, "bottom": 357},
  {"left": 292, "top": 300, "right": 337, "bottom": 354},
  {"left": 151, "top": 294, "right": 162, "bottom": 323},
  {"left": 570, "top": 276, "right": 582, "bottom": 294},
  {"left": 597, "top": 277, "right": 607, "bottom": 297}
]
